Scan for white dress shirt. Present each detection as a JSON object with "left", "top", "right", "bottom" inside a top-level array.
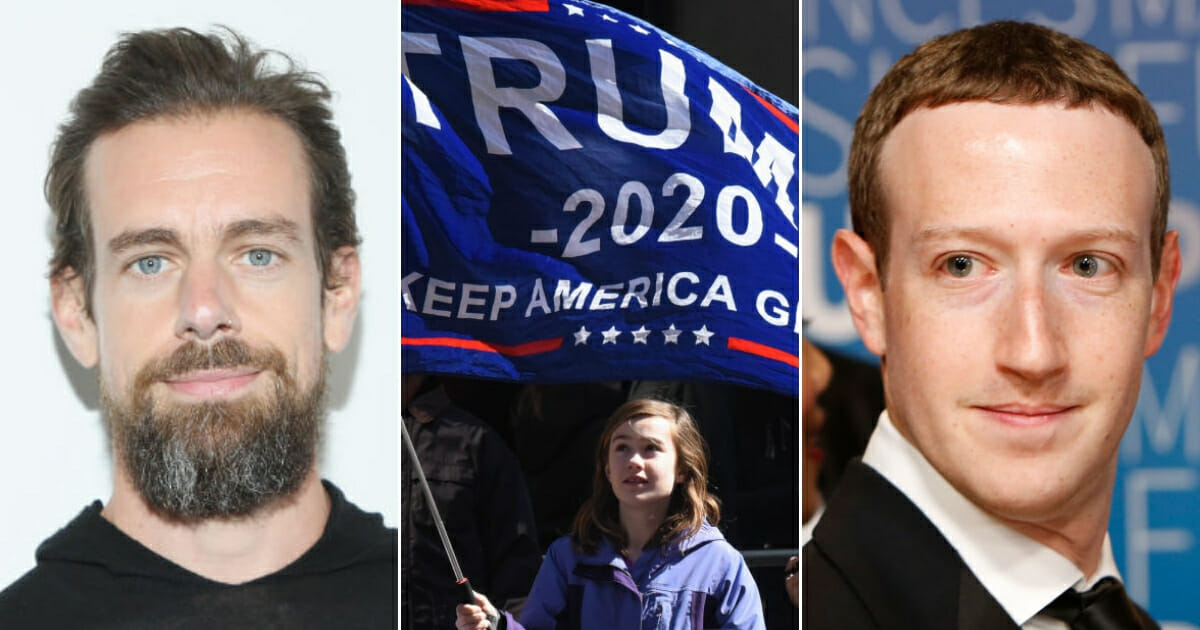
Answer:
[
  {"left": 862, "top": 411, "right": 1122, "bottom": 629},
  {"left": 801, "top": 504, "right": 823, "bottom": 546}
]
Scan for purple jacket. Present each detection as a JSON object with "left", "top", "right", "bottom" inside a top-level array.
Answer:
[{"left": 504, "top": 522, "right": 765, "bottom": 630}]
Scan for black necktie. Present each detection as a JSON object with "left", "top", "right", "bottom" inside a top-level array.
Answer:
[{"left": 1040, "top": 577, "right": 1157, "bottom": 630}]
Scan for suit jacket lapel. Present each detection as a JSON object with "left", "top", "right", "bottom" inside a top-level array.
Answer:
[
  {"left": 958, "top": 565, "right": 1020, "bottom": 629},
  {"left": 811, "top": 461, "right": 1019, "bottom": 630}
]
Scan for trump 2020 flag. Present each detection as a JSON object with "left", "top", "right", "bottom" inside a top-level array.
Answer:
[{"left": 401, "top": 0, "right": 799, "bottom": 395}]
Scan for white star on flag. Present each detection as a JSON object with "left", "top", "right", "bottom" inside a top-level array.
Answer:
[
  {"left": 630, "top": 24, "right": 650, "bottom": 35},
  {"left": 573, "top": 326, "right": 591, "bottom": 345},
  {"left": 602, "top": 326, "right": 622, "bottom": 344},
  {"left": 602, "top": 14, "right": 618, "bottom": 23},
  {"left": 662, "top": 324, "right": 681, "bottom": 344},
  {"left": 632, "top": 326, "right": 651, "bottom": 344},
  {"left": 693, "top": 325, "right": 713, "bottom": 346},
  {"left": 564, "top": 4, "right": 584, "bottom": 16}
]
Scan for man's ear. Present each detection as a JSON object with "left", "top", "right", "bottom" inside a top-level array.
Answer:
[
  {"left": 1145, "top": 230, "right": 1182, "bottom": 357},
  {"left": 322, "top": 245, "right": 362, "bottom": 353},
  {"left": 830, "top": 229, "right": 887, "bottom": 357},
  {"left": 50, "top": 270, "right": 98, "bottom": 368}
]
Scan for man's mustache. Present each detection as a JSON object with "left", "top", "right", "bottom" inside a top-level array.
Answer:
[{"left": 133, "top": 338, "right": 289, "bottom": 390}]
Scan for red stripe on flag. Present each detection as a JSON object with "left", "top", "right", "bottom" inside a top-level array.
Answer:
[
  {"left": 401, "top": 0, "right": 549, "bottom": 11},
  {"left": 727, "top": 336, "right": 799, "bottom": 368},
  {"left": 402, "top": 336, "right": 563, "bottom": 357},
  {"left": 744, "top": 88, "right": 798, "bottom": 134}
]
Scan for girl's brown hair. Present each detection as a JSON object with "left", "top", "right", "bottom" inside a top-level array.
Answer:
[{"left": 570, "top": 398, "right": 720, "bottom": 554}]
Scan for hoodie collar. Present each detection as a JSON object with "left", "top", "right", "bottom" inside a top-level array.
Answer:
[{"left": 35, "top": 480, "right": 394, "bottom": 585}]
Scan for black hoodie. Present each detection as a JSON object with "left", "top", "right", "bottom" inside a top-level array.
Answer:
[{"left": 0, "top": 481, "right": 397, "bottom": 629}]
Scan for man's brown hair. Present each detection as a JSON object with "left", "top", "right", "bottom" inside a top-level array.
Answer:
[
  {"left": 848, "top": 20, "right": 1168, "bottom": 278},
  {"left": 47, "top": 26, "right": 360, "bottom": 314}
]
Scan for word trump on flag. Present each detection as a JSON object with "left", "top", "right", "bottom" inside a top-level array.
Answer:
[{"left": 402, "top": 0, "right": 798, "bottom": 394}]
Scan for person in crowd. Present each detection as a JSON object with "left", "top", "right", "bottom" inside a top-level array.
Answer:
[
  {"left": 802, "top": 339, "right": 834, "bottom": 544},
  {"left": 402, "top": 374, "right": 541, "bottom": 629},
  {"left": 510, "top": 382, "right": 625, "bottom": 547}
]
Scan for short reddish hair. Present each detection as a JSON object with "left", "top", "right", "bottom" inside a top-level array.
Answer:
[{"left": 849, "top": 20, "right": 1168, "bottom": 278}]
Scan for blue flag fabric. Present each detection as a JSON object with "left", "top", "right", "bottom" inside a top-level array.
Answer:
[{"left": 402, "top": 0, "right": 799, "bottom": 395}]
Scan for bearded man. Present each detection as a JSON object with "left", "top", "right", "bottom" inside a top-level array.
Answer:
[{"left": 0, "top": 27, "right": 396, "bottom": 629}]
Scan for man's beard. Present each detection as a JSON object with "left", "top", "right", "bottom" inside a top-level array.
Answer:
[{"left": 101, "top": 338, "right": 326, "bottom": 522}]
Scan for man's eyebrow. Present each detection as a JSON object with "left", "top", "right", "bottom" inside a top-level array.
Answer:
[
  {"left": 108, "top": 228, "right": 182, "bottom": 256},
  {"left": 913, "top": 225, "right": 1140, "bottom": 247},
  {"left": 107, "top": 218, "right": 303, "bottom": 257},
  {"left": 224, "top": 218, "right": 303, "bottom": 243},
  {"left": 1061, "top": 226, "right": 1141, "bottom": 246},
  {"left": 913, "top": 226, "right": 997, "bottom": 245}
]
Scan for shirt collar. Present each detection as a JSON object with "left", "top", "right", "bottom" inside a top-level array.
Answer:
[
  {"left": 801, "top": 504, "right": 824, "bottom": 546},
  {"left": 861, "top": 411, "right": 1121, "bottom": 625}
]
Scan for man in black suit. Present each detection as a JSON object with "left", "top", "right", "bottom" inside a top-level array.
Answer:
[{"left": 804, "top": 21, "right": 1178, "bottom": 629}]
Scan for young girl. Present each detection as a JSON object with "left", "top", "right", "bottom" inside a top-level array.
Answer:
[{"left": 456, "top": 399, "right": 765, "bottom": 630}]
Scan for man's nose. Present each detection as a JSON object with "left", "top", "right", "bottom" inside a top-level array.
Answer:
[
  {"left": 995, "top": 274, "right": 1067, "bottom": 383},
  {"left": 174, "top": 261, "right": 238, "bottom": 341}
]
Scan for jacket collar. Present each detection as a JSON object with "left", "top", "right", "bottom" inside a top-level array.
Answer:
[{"left": 576, "top": 520, "right": 724, "bottom": 566}]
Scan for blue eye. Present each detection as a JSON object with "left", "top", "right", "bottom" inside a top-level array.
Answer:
[
  {"left": 245, "top": 249, "right": 275, "bottom": 267},
  {"left": 134, "top": 256, "right": 166, "bottom": 275}
]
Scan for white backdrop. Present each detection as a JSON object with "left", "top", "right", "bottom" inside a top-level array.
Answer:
[{"left": 0, "top": 1, "right": 398, "bottom": 587}]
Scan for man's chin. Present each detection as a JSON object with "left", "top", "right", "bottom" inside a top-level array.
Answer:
[
  {"left": 108, "top": 379, "right": 325, "bottom": 520},
  {"left": 957, "top": 464, "right": 1105, "bottom": 526},
  {"left": 123, "top": 406, "right": 320, "bottom": 522},
  {"left": 141, "top": 471, "right": 313, "bottom": 524}
]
